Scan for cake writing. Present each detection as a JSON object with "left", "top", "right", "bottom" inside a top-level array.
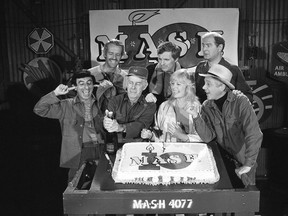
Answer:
[{"left": 130, "top": 152, "right": 198, "bottom": 170}]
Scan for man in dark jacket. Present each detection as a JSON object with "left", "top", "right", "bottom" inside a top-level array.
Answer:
[
  {"left": 103, "top": 66, "right": 156, "bottom": 143},
  {"left": 195, "top": 32, "right": 253, "bottom": 104},
  {"left": 190, "top": 64, "right": 262, "bottom": 188},
  {"left": 145, "top": 41, "right": 182, "bottom": 107}
]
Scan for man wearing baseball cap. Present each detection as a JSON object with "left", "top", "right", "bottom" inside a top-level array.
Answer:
[
  {"left": 189, "top": 64, "right": 263, "bottom": 188},
  {"left": 103, "top": 66, "right": 156, "bottom": 143}
]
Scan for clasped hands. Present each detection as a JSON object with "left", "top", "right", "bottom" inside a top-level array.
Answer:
[{"left": 167, "top": 122, "right": 188, "bottom": 141}]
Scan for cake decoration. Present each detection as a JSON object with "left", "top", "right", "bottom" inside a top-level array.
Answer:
[{"left": 112, "top": 142, "right": 220, "bottom": 185}]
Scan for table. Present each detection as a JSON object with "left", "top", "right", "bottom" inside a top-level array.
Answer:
[{"left": 63, "top": 143, "right": 260, "bottom": 215}]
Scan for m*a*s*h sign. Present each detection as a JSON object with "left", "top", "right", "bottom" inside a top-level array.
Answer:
[{"left": 28, "top": 28, "right": 54, "bottom": 54}]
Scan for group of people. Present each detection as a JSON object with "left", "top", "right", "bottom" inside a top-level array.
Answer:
[{"left": 33, "top": 32, "right": 263, "bottom": 188}]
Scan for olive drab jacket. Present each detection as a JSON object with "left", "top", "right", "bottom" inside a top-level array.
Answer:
[
  {"left": 34, "top": 91, "right": 105, "bottom": 169},
  {"left": 193, "top": 90, "right": 262, "bottom": 169}
]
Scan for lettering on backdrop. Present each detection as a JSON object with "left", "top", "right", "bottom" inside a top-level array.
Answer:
[
  {"left": 94, "top": 10, "right": 219, "bottom": 68},
  {"left": 271, "top": 41, "right": 288, "bottom": 84},
  {"left": 92, "top": 9, "right": 273, "bottom": 124}
]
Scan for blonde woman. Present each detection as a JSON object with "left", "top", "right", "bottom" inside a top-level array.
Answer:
[{"left": 141, "top": 69, "right": 202, "bottom": 142}]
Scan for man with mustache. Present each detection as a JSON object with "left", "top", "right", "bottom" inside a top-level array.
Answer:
[{"left": 89, "top": 39, "right": 127, "bottom": 113}]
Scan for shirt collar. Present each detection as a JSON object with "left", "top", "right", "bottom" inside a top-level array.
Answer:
[
  {"left": 204, "top": 57, "right": 225, "bottom": 68},
  {"left": 72, "top": 94, "right": 96, "bottom": 105},
  {"left": 123, "top": 93, "right": 145, "bottom": 105},
  {"left": 226, "top": 90, "right": 235, "bottom": 102},
  {"left": 155, "top": 61, "right": 181, "bottom": 73},
  {"left": 206, "top": 90, "right": 234, "bottom": 108},
  {"left": 101, "top": 64, "right": 121, "bottom": 74}
]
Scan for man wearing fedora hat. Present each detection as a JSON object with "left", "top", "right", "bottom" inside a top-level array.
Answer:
[
  {"left": 189, "top": 64, "right": 262, "bottom": 188},
  {"left": 103, "top": 66, "right": 156, "bottom": 143}
]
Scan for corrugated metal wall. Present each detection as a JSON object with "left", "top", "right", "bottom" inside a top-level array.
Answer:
[
  {"left": 247, "top": 0, "right": 288, "bottom": 128},
  {"left": 3, "top": 0, "right": 288, "bottom": 81},
  {"left": 247, "top": 0, "right": 288, "bottom": 78},
  {"left": 1, "top": 0, "right": 288, "bottom": 129}
]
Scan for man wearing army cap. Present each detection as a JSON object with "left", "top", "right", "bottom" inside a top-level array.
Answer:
[{"left": 103, "top": 66, "right": 156, "bottom": 142}]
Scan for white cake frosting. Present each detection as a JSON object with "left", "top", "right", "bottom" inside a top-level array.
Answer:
[{"left": 112, "top": 142, "right": 220, "bottom": 185}]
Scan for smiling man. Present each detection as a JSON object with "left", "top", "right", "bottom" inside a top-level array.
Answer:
[
  {"left": 103, "top": 66, "right": 156, "bottom": 143},
  {"left": 89, "top": 39, "right": 127, "bottom": 93},
  {"left": 89, "top": 39, "right": 127, "bottom": 113},
  {"left": 145, "top": 41, "right": 181, "bottom": 107},
  {"left": 189, "top": 64, "right": 262, "bottom": 188},
  {"left": 34, "top": 70, "right": 105, "bottom": 182}
]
